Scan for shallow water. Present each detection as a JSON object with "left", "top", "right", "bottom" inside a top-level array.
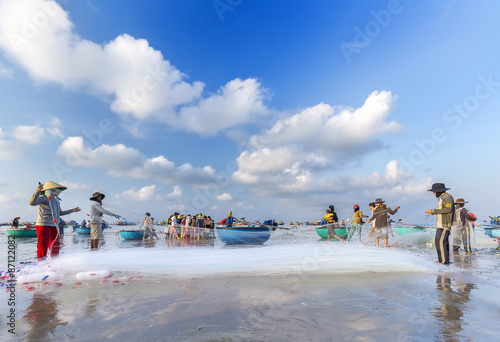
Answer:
[{"left": 1, "top": 225, "right": 499, "bottom": 341}]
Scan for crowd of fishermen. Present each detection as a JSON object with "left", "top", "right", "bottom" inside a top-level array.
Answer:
[{"left": 27, "top": 180, "right": 476, "bottom": 265}]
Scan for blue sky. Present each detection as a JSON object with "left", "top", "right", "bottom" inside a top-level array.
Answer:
[{"left": 1, "top": 0, "right": 499, "bottom": 224}]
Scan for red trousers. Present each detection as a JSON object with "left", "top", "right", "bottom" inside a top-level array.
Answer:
[{"left": 36, "top": 225, "right": 60, "bottom": 259}]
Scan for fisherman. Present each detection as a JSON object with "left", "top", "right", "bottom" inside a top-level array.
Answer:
[
  {"left": 367, "top": 198, "right": 400, "bottom": 247},
  {"left": 452, "top": 198, "right": 477, "bottom": 254},
  {"left": 58, "top": 219, "right": 65, "bottom": 238},
  {"left": 348, "top": 205, "right": 367, "bottom": 243},
  {"left": 425, "top": 183, "right": 454, "bottom": 265},
  {"left": 89, "top": 192, "right": 121, "bottom": 250},
  {"left": 363, "top": 202, "right": 376, "bottom": 245},
  {"left": 322, "top": 209, "right": 343, "bottom": 242},
  {"left": 29, "top": 181, "right": 81, "bottom": 259},
  {"left": 139, "top": 213, "right": 154, "bottom": 240},
  {"left": 12, "top": 217, "right": 19, "bottom": 229}
]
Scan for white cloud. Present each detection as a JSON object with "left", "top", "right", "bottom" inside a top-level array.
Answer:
[
  {"left": 249, "top": 91, "right": 402, "bottom": 153},
  {"left": 57, "top": 136, "right": 217, "bottom": 185},
  {"left": 0, "top": 0, "right": 269, "bottom": 135},
  {"left": 0, "top": 121, "right": 63, "bottom": 160},
  {"left": 12, "top": 125, "right": 45, "bottom": 145},
  {"left": 168, "top": 185, "right": 183, "bottom": 197},
  {"left": 178, "top": 78, "right": 269, "bottom": 136},
  {"left": 61, "top": 181, "right": 88, "bottom": 190},
  {"left": 216, "top": 193, "right": 232, "bottom": 201},
  {"left": 232, "top": 91, "right": 404, "bottom": 194},
  {"left": 117, "top": 185, "right": 158, "bottom": 202}
]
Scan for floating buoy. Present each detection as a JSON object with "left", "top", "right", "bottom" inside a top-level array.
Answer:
[
  {"left": 75, "top": 270, "right": 110, "bottom": 281},
  {"left": 17, "top": 272, "right": 52, "bottom": 283}
]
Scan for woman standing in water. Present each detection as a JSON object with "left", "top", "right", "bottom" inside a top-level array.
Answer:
[{"left": 29, "top": 181, "right": 80, "bottom": 259}]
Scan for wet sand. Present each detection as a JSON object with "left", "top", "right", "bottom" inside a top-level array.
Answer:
[{"left": 3, "top": 252, "right": 500, "bottom": 342}]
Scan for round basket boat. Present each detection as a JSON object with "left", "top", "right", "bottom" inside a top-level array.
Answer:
[
  {"left": 216, "top": 225, "right": 272, "bottom": 245},
  {"left": 119, "top": 230, "right": 147, "bottom": 240},
  {"left": 315, "top": 227, "right": 347, "bottom": 239}
]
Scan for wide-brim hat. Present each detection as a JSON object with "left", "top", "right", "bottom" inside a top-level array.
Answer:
[
  {"left": 427, "top": 183, "right": 450, "bottom": 192},
  {"left": 455, "top": 198, "right": 468, "bottom": 204},
  {"left": 90, "top": 191, "right": 105, "bottom": 200},
  {"left": 375, "top": 198, "right": 385, "bottom": 203},
  {"left": 14, "top": 217, "right": 20, "bottom": 219}
]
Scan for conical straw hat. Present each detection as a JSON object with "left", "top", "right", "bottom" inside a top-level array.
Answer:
[{"left": 43, "top": 181, "right": 67, "bottom": 191}]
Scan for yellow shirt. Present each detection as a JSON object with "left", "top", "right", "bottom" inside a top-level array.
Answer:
[
  {"left": 322, "top": 213, "right": 334, "bottom": 223},
  {"left": 352, "top": 211, "right": 364, "bottom": 224}
]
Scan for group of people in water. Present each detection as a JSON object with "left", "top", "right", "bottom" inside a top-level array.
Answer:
[
  {"left": 318, "top": 201, "right": 400, "bottom": 248},
  {"left": 25, "top": 180, "right": 477, "bottom": 265},
  {"left": 137, "top": 212, "right": 215, "bottom": 241}
]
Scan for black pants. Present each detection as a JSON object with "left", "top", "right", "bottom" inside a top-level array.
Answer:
[{"left": 435, "top": 228, "right": 450, "bottom": 264}]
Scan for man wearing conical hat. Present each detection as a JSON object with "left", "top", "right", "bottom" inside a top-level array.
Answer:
[{"left": 29, "top": 181, "right": 81, "bottom": 259}]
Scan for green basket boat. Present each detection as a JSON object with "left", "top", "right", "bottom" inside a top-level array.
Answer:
[
  {"left": 6, "top": 227, "right": 37, "bottom": 238},
  {"left": 392, "top": 226, "right": 427, "bottom": 235},
  {"left": 315, "top": 227, "right": 347, "bottom": 239}
]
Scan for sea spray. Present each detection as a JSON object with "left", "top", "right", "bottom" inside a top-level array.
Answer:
[{"left": 13, "top": 243, "right": 439, "bottom": 284}]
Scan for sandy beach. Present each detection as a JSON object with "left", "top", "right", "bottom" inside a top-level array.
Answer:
[{"left": 2, "top": 228, "right": 500, "bottom": 341}]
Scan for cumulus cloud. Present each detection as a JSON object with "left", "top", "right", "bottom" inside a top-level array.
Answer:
[
  {"left": 0, "top": 0, "right": 269, "bottom": 135},
  {"left": 0, "top": 121, "right": 63, "bottom": 160},
  {"left": 117, "top": 185, "right": 159, "bottom": 202},
  {"left": 216, "top": 193, "right": 232, "bottom": 201},
  {"left": 232, "top": 91, "right": 404, "bottom": 195},
  {"left": 168, "top": 185, "right": 183, "bottom": 197},
  {"left": 57, "top": 136, "right": 217, "bottom": 185},
  {"left": 249, "top": 91, "right": 402, "bottom": 153}
]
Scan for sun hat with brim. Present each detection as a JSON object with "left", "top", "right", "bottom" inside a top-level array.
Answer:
[
  {"left": 375, "top": 198, "right": 385, "bottom": 203},
  {"left": 41, "top": 181, "right": 67, "bottom": 195},
  {"left": 427, "top": 183, "right": 450, "bottom": 192},
  {"left": 455, "top": 198, "right": 468, "bottom": 204},
  {"left": 90, "top": 192, "right": 105, "bottom": 200}
]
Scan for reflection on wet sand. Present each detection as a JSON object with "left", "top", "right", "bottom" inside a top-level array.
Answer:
[
  {"left": 23, "top": 293, "right": 67, "bottom": 342},
  {"left": 435, "top": 274, "right": 475, "bottom": 342}
]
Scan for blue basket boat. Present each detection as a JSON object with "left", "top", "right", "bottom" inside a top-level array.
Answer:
[
  {"left": 119, "top": 230, "right": 147, "bottom": 240},
  {"left": 484, "top": 226, "right": 500, "bottom": 239},
  {"left": 75, "top": 227, "right": 91, "bottom": 235},
  {"left": 216, "top": 225, "right": 272, "bottom": 245}
]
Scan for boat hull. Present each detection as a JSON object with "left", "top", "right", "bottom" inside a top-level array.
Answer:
[
  {"left": 392, "top": 226, "right": 427, "bottom": 235},
  {"left": 120, "top": 230, "right": 147, "bottom": 240},
  {"left": 216, "top": 226, "right": 271, "bottom": 244},
  {"left": 76, "top": 227, "right": 91, "bottom": 235},
  {"left": 484, "top": 227, "right": 500, "bottom": 239},
  {"left": 6, "top": 228, "right": 37, "bottom": 238},
  {"left": 315, "top": 227, "right": 347, "bottom": 239}
]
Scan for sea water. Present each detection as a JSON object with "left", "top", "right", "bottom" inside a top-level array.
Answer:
[{"left": 1, "top": 224, "right": 497, "bottom": 286}]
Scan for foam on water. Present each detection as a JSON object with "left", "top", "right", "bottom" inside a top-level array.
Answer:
[{"left": 12, "top": 243, "right": 440, "bottom": 284}]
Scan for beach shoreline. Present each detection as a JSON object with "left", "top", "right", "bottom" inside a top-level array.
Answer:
[{"left": 3, "top": 252, "right": 499, "bottom": 342}]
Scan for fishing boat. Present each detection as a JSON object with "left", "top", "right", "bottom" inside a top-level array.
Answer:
[
  {"left": 315, "top": 226, "right": 348, "bottom": 239},
  {"left": 76, "top": 227, "right": 91, "bottom": 235},
  {"left": 216, "top": 225, "right": 272, "bottom": 244},
  {"left": 6, "top": 226, "right": 37, "bottom": 237},
  {"left": 483, "top": 226, "right": 500, "bottom": 239},
  {"left": 119, "top": 230, "right": 147, "bottom": 240},
  {"left": 391, "top": 225, "right": 427, "bottom": 235},
  {"left": 483, "top": 226, "right": 500, "bottom": 250}
]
